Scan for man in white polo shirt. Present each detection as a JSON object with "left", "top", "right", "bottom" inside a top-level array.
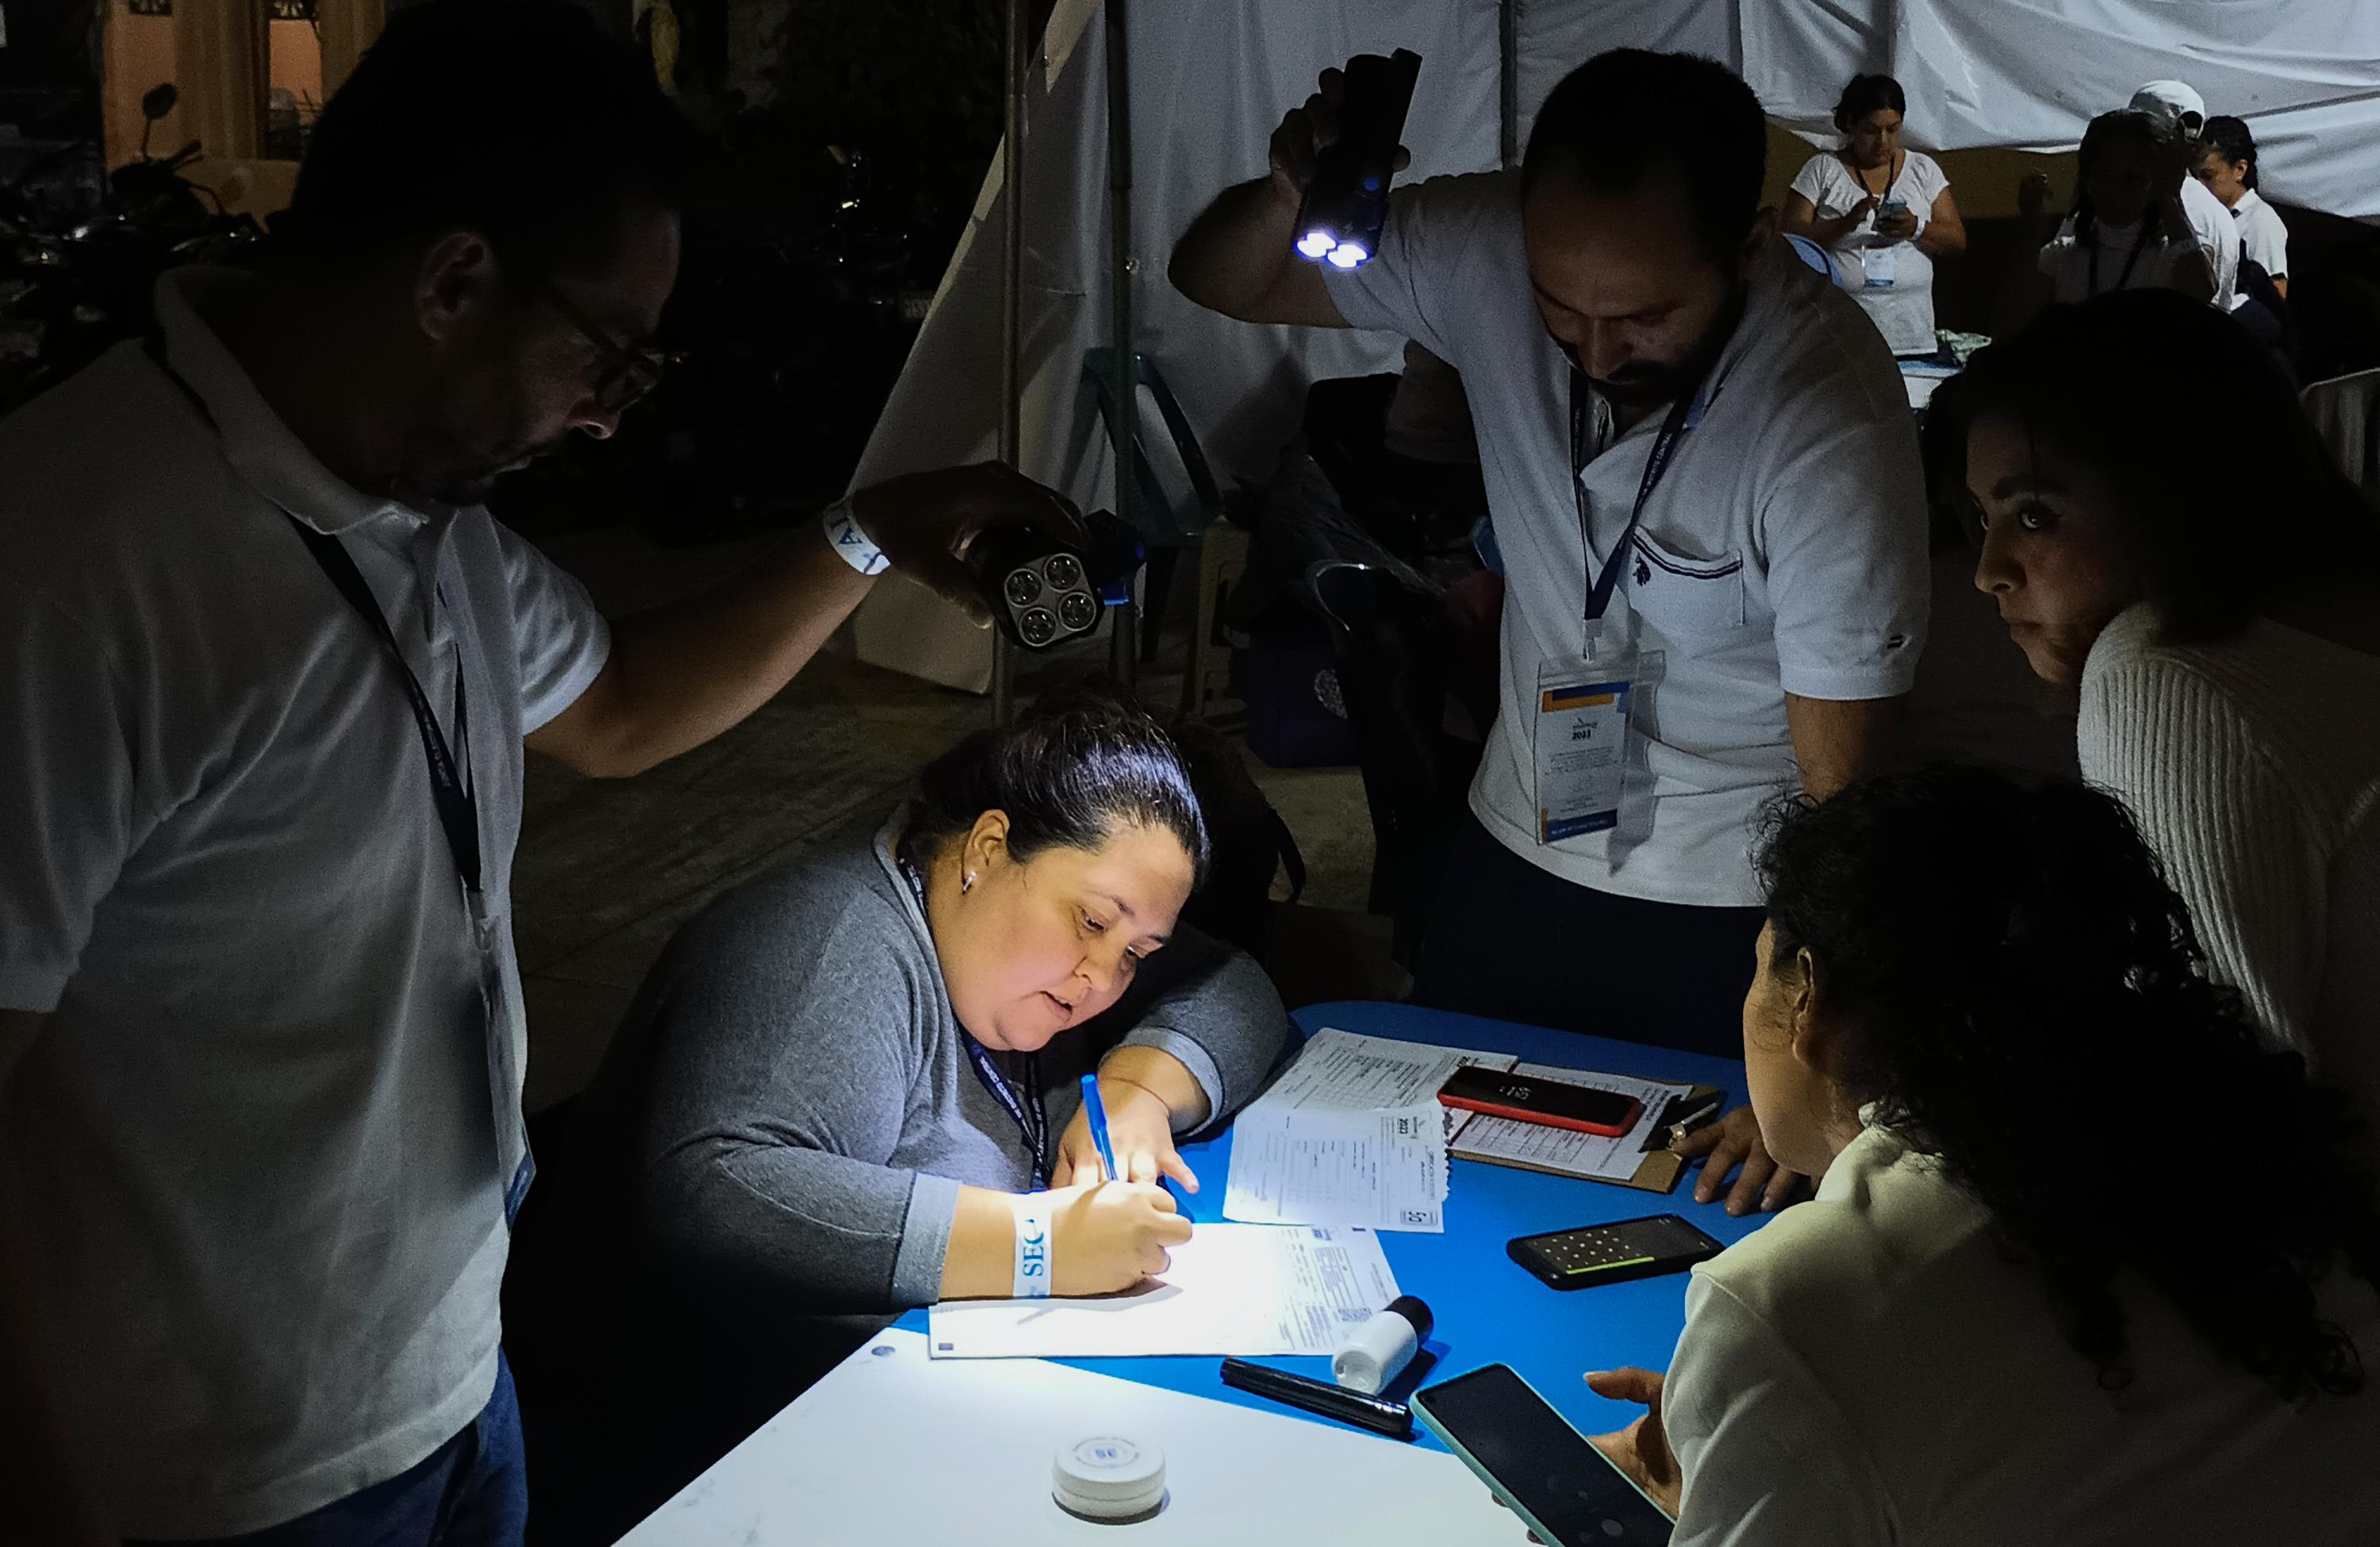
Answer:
[
  {"left": 0, "top": 5, "right": 1077, "bottom": 1542},
  {"left": 1173, "top": 52, "right": 1925, "bottom": 1096}
]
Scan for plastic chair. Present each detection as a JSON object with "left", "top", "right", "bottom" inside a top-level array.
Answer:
[
  {"left": 1303, "top": 559, "right": 1477, "bottom": 964},
  {"left": 1081, "top": 347, "right": 1225, "bottom": 545},
  {"left": 2304, "top": 367, "right": 2380, "bottom": 505},
  {"left": 1079, "top": 347, "right": 1230, "bottom": 678}
]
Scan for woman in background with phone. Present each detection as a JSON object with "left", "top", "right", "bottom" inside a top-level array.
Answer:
[
  {"left": 1589, "top": 766, "right": 2380, "bottom": 1543},
  {"left": 1782, "top": 73, "right": 1966, "bottom": 355}
]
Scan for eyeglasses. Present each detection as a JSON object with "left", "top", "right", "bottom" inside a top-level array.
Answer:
[{"left": 535, "top": 280, "right": 681, "bottom": 416}]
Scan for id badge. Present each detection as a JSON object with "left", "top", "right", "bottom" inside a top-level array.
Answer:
[
  {"left": 1860, "top": 243, "right": 1898, "bottom": 289},
  {"left": 1534, "top": 644, "right": 1636, "bottom": 845}
]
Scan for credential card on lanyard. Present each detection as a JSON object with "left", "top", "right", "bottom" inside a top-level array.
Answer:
[
  {"left": 1540, "top": 370, "right": 1695, "bottom": 848},
  {"left": 1535, "top": 643, "right": 1635, "bottom": 844}
]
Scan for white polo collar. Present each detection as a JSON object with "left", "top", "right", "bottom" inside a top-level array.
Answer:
[{"left": 152, "top": 267, "right": 420, "bottom": 538}]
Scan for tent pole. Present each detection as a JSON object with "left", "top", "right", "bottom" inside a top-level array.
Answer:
[
  {"left": 993, "top": 0, "right": 1029, "bottom": 724},
  {"left": 1499, "top": 0, "right": 1518, "bottom": 167},
  {"left": 1104, "top": 0, "right": 1138, "bottom": 689}
]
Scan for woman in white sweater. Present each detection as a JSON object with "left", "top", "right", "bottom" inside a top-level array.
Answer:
[
  {"left": 1952, "top": 290, "right": 2380, "bottom": 1108},
  {"left": 1589, "top": 768, "right": 2380, "bottom": 1543}
]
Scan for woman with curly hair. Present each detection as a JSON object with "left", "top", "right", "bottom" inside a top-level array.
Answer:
[{"left": 1589, "top": 766, "right": 2380, "bottom": 1543}]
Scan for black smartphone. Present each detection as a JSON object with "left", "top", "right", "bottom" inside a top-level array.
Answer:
[
  {"left": 1413, "top": 1364, "right": 1672, "bottom": 1545},
  {"left": 1438, "top": 1067, "right": 1641, "bottom": 1137},
  {"left": 1507, "top": 1215, "right": 1724, "bottom": 1292}
]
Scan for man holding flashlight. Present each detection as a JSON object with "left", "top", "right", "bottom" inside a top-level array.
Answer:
[
  {"left": 0, "top": 4, "right": 1077, "bottom": 1542},
  {"left": 1173, "top": 50, "right": 1928, "bottom": 1209}
]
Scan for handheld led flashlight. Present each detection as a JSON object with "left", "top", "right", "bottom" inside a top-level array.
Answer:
[
  {"left": 1292, "top": 48, "right": 1422, "bottom": 272},
  {"left": 969, "top": 510, "right": 1145, "bottom": 651}
]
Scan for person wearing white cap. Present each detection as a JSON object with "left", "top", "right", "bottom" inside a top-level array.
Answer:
[{"left": 2125, "top": 79, "right": 2241, "bottom": 309}]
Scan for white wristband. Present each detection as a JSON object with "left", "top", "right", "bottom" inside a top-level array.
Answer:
[
  {"left": 1010, "top": 1193, "right": 1054, "bottom": 1299},
  {"left": 821, "top": 496, "right": 890, "bottom": 576}
]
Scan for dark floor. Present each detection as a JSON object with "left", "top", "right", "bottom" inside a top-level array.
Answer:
[{"left": 513, "top": 522, "right": 1398, "bottom": 1113}]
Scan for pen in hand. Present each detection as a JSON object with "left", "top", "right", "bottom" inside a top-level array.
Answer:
[
  {"left": 1664, "top": 1096, "right": 1726, "bottom": 1151},
  {"left": 1081, "top": 1073, "right": 1123, "bottom": 1183}
]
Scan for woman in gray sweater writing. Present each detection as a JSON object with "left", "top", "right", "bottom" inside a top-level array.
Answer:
[{"left": 508, "top": 693, "right": 1289, "bottom": 1526}]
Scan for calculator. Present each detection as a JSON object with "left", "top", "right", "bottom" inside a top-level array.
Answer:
[{"left": 1507, "top": 1215, "right": 1725, "bottom": 1291}]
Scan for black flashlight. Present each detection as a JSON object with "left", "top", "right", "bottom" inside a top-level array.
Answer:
[
  {"left": 1292, "top": 48, "right": 1422, "bottom": 273},
  {"left": 972, "top": 509, "right": 1145, "bottom": 651}
]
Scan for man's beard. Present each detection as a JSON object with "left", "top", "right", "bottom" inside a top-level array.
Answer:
[
  {"left": 407, "top": 436, "right": 567, "bottom": 508},
  {"left": 1567, "top": 281, "right": 1750, "bottom": 409}
]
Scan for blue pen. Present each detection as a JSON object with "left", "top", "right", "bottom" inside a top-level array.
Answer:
[{"left": 1080, "top": 1073, "right": 1122, "bottom": 1183}]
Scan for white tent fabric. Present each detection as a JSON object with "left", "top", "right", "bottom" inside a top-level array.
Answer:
[
  {"left": 1739, "top": 2, "right": 2380, "bottom": 221},
  {"left": 850, "top": 0, "right": 2380, "bottom": 691}
]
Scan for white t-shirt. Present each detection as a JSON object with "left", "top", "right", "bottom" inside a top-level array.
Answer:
[
  {"left": 1664, "top": 1123, "right": 2380, "bottom": 1545},
  {"left": 2182, "top": 172, "right": 2244, "bottom": 308},
  {"left": 1325, "top": 171, "right": 1929, "bottom": 908},
  {"left": 0, "top": 271, "right": 610, "bottom": 1535},
  {"left": 2232, "top": 187, "right": 2290, "bottom": 281},
  {"left": 1787, "top": 151, "right": 1951, "bottom": 355},
  {"left": 2040, "top": 178, "right": 2242, "bottom": 310}
]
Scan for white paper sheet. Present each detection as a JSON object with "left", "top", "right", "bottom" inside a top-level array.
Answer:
[
  {"left": 1222, "top": 1029, "right": 1515, "bottom": 1232},
  {"left": 1447, "top": 1063, "right": 1697, "bottom": 1185},
  {"left": 926, "top": 1224, "right": 1399, "bottom": 1359},
  {"left": 1223, "top": 1102, "right": 1451, "bottom": 1232}
]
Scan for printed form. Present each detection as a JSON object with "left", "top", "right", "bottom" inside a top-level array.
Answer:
[
  {"left": 927, "top": 1224, "right": 1399, "bottom": 1359},
  {"left": 1223, "top": 1029, "right": 1514, "bottom": 1233}
]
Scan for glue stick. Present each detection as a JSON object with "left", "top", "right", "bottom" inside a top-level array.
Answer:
[{"left": 1331, "top": 1296, "right": 1434, "bottom": 1395}]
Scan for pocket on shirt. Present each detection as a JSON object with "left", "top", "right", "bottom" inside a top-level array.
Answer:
[{"left": 1626, "top": 532, "right": 1746, "bottom": 638}]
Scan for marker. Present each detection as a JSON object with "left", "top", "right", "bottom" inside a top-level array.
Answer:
[
  {"left": 1221, "top": 1358, "right": 1415, "bottom": 1440},
  {"left": 1081, "top": 1073, "right": 1122, "bottom": 1183}
]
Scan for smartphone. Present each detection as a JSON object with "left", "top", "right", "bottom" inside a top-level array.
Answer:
[
  {"left": 1507, "top": 1215, "right": 1724, "bottom": 1292},
  {"left": 1877, "top": 198, "right": 1910, "bottom": 222},
  {"left": 1413, "top": 1364, "right": 1673, "bottom": 1545},
  {"left": 1438, "top": 1067, "right": 1640, "bottom": 1138}
]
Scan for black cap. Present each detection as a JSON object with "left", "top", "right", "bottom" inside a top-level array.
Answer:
[{"left": 1386, "top": 1295, "right": 1434, "bottom": 1342}]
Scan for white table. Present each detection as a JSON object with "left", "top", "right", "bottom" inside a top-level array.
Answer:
[{"left": 617, "top": 1328, "right": 1526, "bottom": 1545}]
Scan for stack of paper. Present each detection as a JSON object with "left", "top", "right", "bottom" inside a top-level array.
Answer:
[{"left": 1222, "top": 1029, "right": 1515, "bottom": 1234}]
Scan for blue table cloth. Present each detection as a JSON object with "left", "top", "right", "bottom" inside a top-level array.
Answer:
[{"left": 900, "top": 1000, "right": 1776, "bottom": 1451}]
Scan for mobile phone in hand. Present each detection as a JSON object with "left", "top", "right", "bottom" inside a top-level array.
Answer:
[{"left": 1414, "top": 1364, "right": 1673, "bottom": 1545}]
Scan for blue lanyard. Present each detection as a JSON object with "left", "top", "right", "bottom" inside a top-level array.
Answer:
[
  {"left": 1571, "top": 370, "right": 1706, "bottom": 624},
  {"left": 896, "top": 846, "right": 1051, "bottom": 1188}
]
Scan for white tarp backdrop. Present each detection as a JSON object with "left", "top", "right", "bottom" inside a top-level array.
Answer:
[{"left": 850, "top": 0, "right": 2380, "bottom": 691}]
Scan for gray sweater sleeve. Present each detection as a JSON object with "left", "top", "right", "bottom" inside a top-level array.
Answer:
[
  {"left": 633, "top": 870, "right": 953, "bottom": 1315},
  {"left": 628, "top": 849, "right": 1290, "bottom": 1316},
  {"left": 1094, "top": 927, "right": 1289, "bottom": 1136}
]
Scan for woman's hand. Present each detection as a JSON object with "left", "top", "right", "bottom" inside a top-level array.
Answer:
[
  {"left": 1873, "top": 205, "right": 1919, "bottom": 243},
  {"left": 1047, "top": 1180, "right": 1194, "bottom": 1296},
  {"left": 1054, "top": 1053, "right": 1206, "bottom": 1192},
  {"left": 1585, "top": 1368, "right": 1683, "bottom": 1518},
  {"left": 2016, "top": 170, "right": 2053, "bottom": 221},
  {"left": 1672, "top": 1106, "right": 1812, "bottom": 1215}
]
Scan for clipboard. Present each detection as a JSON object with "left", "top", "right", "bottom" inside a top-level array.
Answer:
[{"left": 1446, "top": 1079, "right": 1726, "bottom": 1195}]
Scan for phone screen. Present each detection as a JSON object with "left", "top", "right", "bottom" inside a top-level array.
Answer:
[{"left": 1417, "top": 1365, "right": 1673, "bottom": 1545}]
